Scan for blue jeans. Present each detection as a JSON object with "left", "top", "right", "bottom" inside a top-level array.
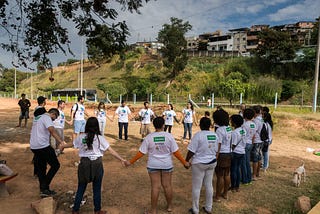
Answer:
[
  {"left": 263, "top": 149, "right": 269, "bottom": 170},
  {"left": 231, "top": 153, "right": 244, "bottom": 189},
  {"left": 118, "top": 122, "right": 128, "bottom": 140},
  {"left": 73, "top": 167, "right": 104, "bottom": 212},
  {"left": 241, "top": 143, "right": 253, "bottom": 184},
  {"left": 183, "top": 122, "right": 193, "bottom": 139}
]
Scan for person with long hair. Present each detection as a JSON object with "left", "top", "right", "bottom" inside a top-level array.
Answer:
[
  {"left": 262, "top": 112, "right": 273, "bottom": 172},
  {"left": 162, "top": 104, "right": 180, "bottom": 133},
  {"left": 72, "top": 117, "right": 126, "bottom": 214},
  {"left": 212, "top": 109, "right": 232, "bottom": 202},
  {"left": 182, "top": 101, "right": 198, "bottom": 142},
  {"left": 125, "top": 117, "right": 189, "bottom": 214},
  {"left": 95, "top": 102, "right": 112, "bottom": 136}
]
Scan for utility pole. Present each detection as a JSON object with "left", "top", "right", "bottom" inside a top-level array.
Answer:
[
  {"left": 14, "top": 67, "right": 16, "bottom": 99},
  {"left": 312, "top": 17, "right": 320, "bottom": 112},
  {"left": 80, "top": 37, "right": 84, "bottom": 96}
]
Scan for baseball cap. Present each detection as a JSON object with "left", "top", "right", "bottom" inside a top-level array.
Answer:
[{"left": 37, "top": 96, "right": 47, "bottom": 105}]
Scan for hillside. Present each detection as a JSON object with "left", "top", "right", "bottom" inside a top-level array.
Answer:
[{"left": 17, "top": 49, "right": 314, "bottom": 106}]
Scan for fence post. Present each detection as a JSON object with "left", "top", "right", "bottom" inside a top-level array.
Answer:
[
  {"left": 240, "top": 93, "right": 243, "bottom": 104},
  {"left": 167, "top": 94, "right": 170, "bottom": 104},
  {"left": 120, "top": 94, "right": 122, "bottom": 104},
  {"left": 212, "top": 93, "right": 214, "bottom": 109},
  {"left": 95, "top": 94, "right": 97, "bottom": 102},
  {"left": 274, "top": 92, "right": 278, "bottom": 109},
  {"left": 133, "top": 94, "right": 136, "bottom": 104},
  {"left": 150, "top": 94, "right": 153, "bottom": 106},
  {"left": 66, "top": 94, "right": 68, "bottom": 103}
]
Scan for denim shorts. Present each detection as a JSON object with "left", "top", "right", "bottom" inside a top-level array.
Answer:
[
  {"left": 147, "top": 167, "right": 173, "bottom": 173},
  {"left": 74, "top": 120, "right": 86, "bottom": 134},
  {"left": 252, "top": 143, "right": 263, "bottom": 163}
]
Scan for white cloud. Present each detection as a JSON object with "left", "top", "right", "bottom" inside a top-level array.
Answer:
[{"left": 268, "top": 0, "right": 320, "bottom": 22}]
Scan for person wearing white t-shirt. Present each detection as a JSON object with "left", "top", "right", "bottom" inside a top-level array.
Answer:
[
  {"left": 52, "top": 100, "right": 72, "bottom": 155},
  {"left": 262, "top": 112, "right": 273, "bottom": 172},
  {"left": 125, "top": 117, "right": 189, "bottom": 214},
  {"left": 139, "top": 101, "right": 155, "bottom": 139},
  {"left": 212, "top": 108, "right": 232, "bottom": 202},
  {"left": 70, "top": 95, "right": 89, "bottom": 142},
  {"left": 30, "top": 108, "right": 66, "bottom": 198},
  {"left": 185, "top": 117, "right": 218, "bottom": 214},
  {"left": 182, "top": 101, "right": 198, "bottom": 142},
  {"left": 252, "top": 105, "right": 263, "bottom": 181},
  {"left": 241, "top": 108, "right": 257, "bottom": 185},
  {"left": 230, "top": 114, "right": 247, "bottom": 192},
  {"left": 94, "top": 102, "right": 113, "bottom": 136},
  {"left": 72, "top": 117, "right": 126, "bottom": 214},
  {"left": 113, "top": 100, "right": 131, "bottom": 140},
  {"left": 162, "top": 104, "right": 180, "bottom": 133}
]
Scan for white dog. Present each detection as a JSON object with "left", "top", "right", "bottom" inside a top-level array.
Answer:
[{"left": 293, "top": 162, "right": 306, "bottom": 187}]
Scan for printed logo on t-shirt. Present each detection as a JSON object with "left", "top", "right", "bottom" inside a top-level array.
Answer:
[
  {"left": 240, "top": 129, "right": 245, "bottom": 135},
  {"left": 226, "top": 127, "right": 232, "bottom": 132},
  {"left": 154, "top": 136, "right": 165, "bottom": 142},
  {"left": 82, "top": 137, "right": 87, "bottom": 144},
  {"left": 207, "top": 135, "right": 216, "bottom": 141},
  {"left": 250, "top": 124, "right": 255, "bottom": 129}
]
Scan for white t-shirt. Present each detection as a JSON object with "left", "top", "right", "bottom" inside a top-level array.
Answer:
[
  {"left": 188, "top": 130, "right": 218, "bottom": 164},
  {"left": 53, "top": 109, "right": 65, "bottom": 129},
  {"left": 139, "top": 131, "right": 179, "bottom": 169},
  {"left": 253, "top": 115, "right": 263, "bottom": 144},
  {"left": 163, "top": 110, "right": 177, "bottom": 126},
  {"left": 139, "top": 108, "right": 154, "bottom": 124},
  {"left": 73, "top": 133, "right": 110, "bottom": 158},
  {"left": 266, "top": 122, "right": 273, "bottom": 143},
  {"left": 182, "top": 108, "right": 194, "bottom": 123},
  {"left": 30, "top": 113, "right": 53, "bottom": 149},
  {"left": 115, "top": 106, "right": 131, "bottom": 123},
  {"left": 231, "top": 127, "right": 247, "bottom": 154},
  {"left": 216, "top": 125, "right": 232, "bottom": 154},
  {"left": 242, "top": 120, "right": 257, "bottom": 145},
  {"left": 95, "top": 109, "right": 106, "bottom": 122},
  {"left": 73, "top": 103, "right": 85, "bottom": 121}
]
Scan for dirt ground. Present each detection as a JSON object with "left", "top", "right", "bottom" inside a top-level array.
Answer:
[{"left": 0, "top": 97, "right": 320, "bottom": 214}]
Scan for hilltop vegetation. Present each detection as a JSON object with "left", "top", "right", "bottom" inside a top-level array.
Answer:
[{"left": 16, "top": 47, "right": 315, "bottom": 106}]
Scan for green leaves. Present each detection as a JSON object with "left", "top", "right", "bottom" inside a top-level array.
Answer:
[{"left": 158, "top": 17, "right": 192, "bottom": 79}]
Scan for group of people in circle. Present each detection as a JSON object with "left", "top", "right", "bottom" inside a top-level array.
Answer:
[{"left": 25, "top": 93, "right": 273, "bottom": 214}]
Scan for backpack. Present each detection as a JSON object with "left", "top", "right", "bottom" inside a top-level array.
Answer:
[
  {"left": 260, "top": 123, "right": 269, "bottom": 152},
  {"left": 71, "top": 103, "right": 79, "bottom": 118}
]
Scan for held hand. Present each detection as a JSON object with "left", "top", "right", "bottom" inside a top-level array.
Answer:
[
  {"left": 124, "top": 160, "right": 131, "bottom": 167},
  {"left": 184, "top": 162, "right": 191, "bottom": 169}
]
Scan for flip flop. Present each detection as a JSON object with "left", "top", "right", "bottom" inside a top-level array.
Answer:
[{"left": 202, "top": 207, "right": 212, "bottom": 214}]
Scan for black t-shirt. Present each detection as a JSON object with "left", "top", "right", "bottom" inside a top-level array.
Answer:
[{"left": 18, "top": 99, "right": 31, "bottom": 112}]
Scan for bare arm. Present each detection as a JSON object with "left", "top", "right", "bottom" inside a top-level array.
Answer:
[
  {"left": 48, "top": 126, "right": 66, "bottom": 149},
  {"left": 107, "top": 146, "right": 126, "bottom": 163}
]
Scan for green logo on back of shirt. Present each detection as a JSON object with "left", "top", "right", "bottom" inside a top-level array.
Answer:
[
  {"left": 240, "top": 129, "right": 245, "bottom": 135},
  {"left": 207, "top": 135, "right": 216, "bottom": 141},
  {"left": 250, "top": 124, "right": 255, "bottom": 128},
  {"left": 226, "top": 126, "right": 232, "bottom": 132},
  {"left": 154, "top": 136, "right": 165, "bottom": 142},
  {"left": 82, "top": 138, "right": 87, "bottom": 144}
]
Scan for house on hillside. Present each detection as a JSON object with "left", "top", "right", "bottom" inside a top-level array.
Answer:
[
  {"left": 186, "top": 36, "right": 199, "bottom": 51},
  {"left": 207, "top": 34, "right": 233, "bottom": 51},
  {"left": 229, "top": 28, "right": 249, "bottom": 54},
  {"left": 247, "top": 25, "right": 269, "bottom": 52}
]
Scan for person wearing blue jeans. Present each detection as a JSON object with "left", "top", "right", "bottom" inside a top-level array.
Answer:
[
  {"left": 183, "top": 122, "right": 193, "bottom": 139},
  {"left": 230, "top": 114, "right": 246, "bottom": 192},
  {"left": 241, "top": 108, "right": 257, "bottom": 184},
  {"left": 182, "top": 101, "right": 197, "bottom": 141},
  {"left": 73, "top": 166, "right": 104, "bottom": 212},
  {"left": 118, "top": 122, "right": 129, "bottom": 140},
  {"left": 72, "top": 117, "right": 126, "bottom": 214},
  {"left": 241, "top": 143, "right": 253, "bottom": 184}
]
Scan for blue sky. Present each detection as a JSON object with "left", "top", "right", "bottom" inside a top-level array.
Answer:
[{"left": 0, "top": 0, "right": 319, "bottom": 71}]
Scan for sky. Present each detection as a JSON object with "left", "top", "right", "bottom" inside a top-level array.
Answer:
[{"left": 0, "top": 0, "right": 319, "bottom": 71}]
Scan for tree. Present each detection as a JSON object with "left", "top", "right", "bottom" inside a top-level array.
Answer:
[
  {"left": 0, "top": 0, "right": 150, "bottom": 69},
  {"left": 157, "top": 17, "right": 192, "bottom": 79},
  {"left": 87, "top": 23, "right": 129, "bottom": 65},
  {"left": 255, "top": 28, "right": 300, "bottom": 63}
]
